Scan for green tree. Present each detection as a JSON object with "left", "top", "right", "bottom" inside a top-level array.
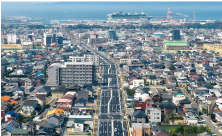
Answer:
[
  {"left": 125, "top": 88, "right": 135, "bottom": 96},
  {"left": 169, "top": 65, "right": 176, "bottom": 70},
  {"left": 197, "top": 125, "right": 206, "bottom": 133},
  {"left": 175, "top": 125, "right": 184, "bottom": 134}
]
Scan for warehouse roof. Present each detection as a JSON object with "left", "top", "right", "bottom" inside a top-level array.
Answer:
[{"left": 163, "top": 41, "right": 188, "bottom": 46}]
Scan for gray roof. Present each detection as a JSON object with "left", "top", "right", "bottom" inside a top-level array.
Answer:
[
  {"left": 184, "top": 104, "right": 198, "bottom": 109},
  {"left": 36, "top": 95, "right": 46, "bottom": 101},
  {"left": 36, "top": 86, "right": 51, "bottom": 93},
  {"left": 23, "top": 100, "right": 38, "bottom": 106}
]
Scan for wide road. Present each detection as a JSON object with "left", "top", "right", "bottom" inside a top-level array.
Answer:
[{"left": 82, "top": 45, "right": 128, "bottom": 136}]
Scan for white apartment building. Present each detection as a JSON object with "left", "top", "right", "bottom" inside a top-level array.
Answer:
[
  {"left": 172, "top": 93, "right": 186, "bottom": 106},
  {"left": 69, "top": 55, "right": 100, "bottom": 66},
  {"left": 7, "top": 34, "right": 17, "bottom": 44},
  {"left": 146, "top": 106, "right": 161, "bottom": 123},
  {"left": 120, "top": 59, "right": 139, "bottom": 65}
]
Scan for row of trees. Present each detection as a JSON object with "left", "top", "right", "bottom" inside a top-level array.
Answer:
[{"left": 174, "top": 125, "right": 212, "bottom": 136}]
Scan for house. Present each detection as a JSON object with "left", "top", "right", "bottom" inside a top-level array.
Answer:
[
  {"left": 136, "top": 102, "right": 147, "bottom": 111},
  {"left": 77, "top": 91, "right": 91, "bottom": 101},
  {"left": 146, "top": 106, "right": 161, "bottom": 123},
  {"left": 32, "top": 95, "right": 46, "bottom": 107},
  {"left": 51, "top": 86, "right": 66, "bottom": 98},
  {"left": 46, "top": 109, "right": 65, "bottom": 118},
  {"left": 57, "top": 94, "right": 75, "bottom": 110},
  {"left": 75, "top": 98, "right": 87, "bottom": 106},
  {"left": 69, "top": 119, "right": 85, "bottom": 132},
  {"left": 22, "top": 100, "right": 38, "bottom": 115},
  {"left": 215, "top": 112, "right": 222, "bottom": 123},
  {"left": 159, "top": 101, "right": 177, "bottom": 115},
  {"left": 36, "top": 128, "right": 53, "bottom": 136},
  {"left": 47, "top": 114, "right": 64, "bottom": 127},
  {"left": 5, "top": 111, "right": 20, "bottom": 122},
  {"left": 172, "top": 93, "right": 186, "bottom": 106},
  {"left": 35, "top": 86, "right": 51, "bottom": 96},
  {"left": 22, "top": 121, "right": 37, "bottom": 135},
  {"left": 184, "top": 112, "right": 198, "bottom": 125},
  {"left": 184, "top": 104, "right": 199, "bottom": 113},
  {"left": 179, "top": 99, "right": 191, "bottom": 107},
  {"left": 131, "top": 110, "right": 147, "bottom": 123},
  {"left": 132, "top": 79, "right": 144, "bottom": 88},
  {"left": 131, "top": 123, "right": 151, "bottom": 136},
  {"left": 11, "top": 128, "right": 29, "bottom": 136},
  {"left": 155, "top": 131, "right": 169, "bottom": 136},
  {"left": 1, "top": 120, "right": 20, "bottom": 135}
]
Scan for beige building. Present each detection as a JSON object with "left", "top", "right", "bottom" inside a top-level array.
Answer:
[
  {"left": 120, "top": 59, "right": 139, "bottom": 65},
  {"left": 132, "top": 123, "right": 151, "bottom": 136},
  {"left": 203, "top": 43, "right": 222, "bottom": 54}
]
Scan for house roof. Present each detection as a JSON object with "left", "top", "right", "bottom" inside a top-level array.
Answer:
[
  {"left": 36, "top": 86, "right": 51, "bottom": 93},
  {"left": 132, "top": 110, "right": 146, "bottom": 118},
  {"left": 23, "top": 100, "right": 37, "bottom": 106},
  {"left": 75, "top": 98, "right": 87, "bottom": 103},
  {"left": 1, "top": 96, "right": 11, "bottom": 101},
  {"left": 179, "top": 99, "right": 191, "bottom": 105},
  {"left": 10, "top": 101, "right": 19, "bottom": 105},
  {"left": 74, "top": 119, "right": 85, "bottom": 124},
  {"left": 47, "top": 109, "right": 65, "bottom": 116},
  {"left": 155, "top": 131, "right": 169, "bottom": 136},
  {"left": 36, "top": 128, "right": 53, "bottom": 135},
  {"left": 5, "top": 125, "right": 14, "bottom": 132},
  {"left": 57, "top": 98, "right": 73, "bottom": 103},
  {"left": 184, "top": 104, "right": 198, "bottom": 109},
  {"left": 160, "top": 102, "right": 176, "bottom": 108},
  {"left": 36, "top": 95, "right": 46, "bottom": 101},
  {"left": 40, "top": 123, "right": 56, "bottom": 129},
  {"left": 11, "top": 128, "right": 28, "bottom": 134}
]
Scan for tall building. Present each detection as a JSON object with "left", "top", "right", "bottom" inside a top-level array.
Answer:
[
  {"left": 107, "top": 30, "right": 118, "bottom": 40},
  {"left": 172, "top": 30, "right": 180, "bottom": 40},
  {"left": 46, "top": 62, "right": 96, "bottom": 87},
  {"left": 7, "top": 34, "right": 17, "bottom": 44},
  {"left": 69, "top": 55, "right": 100, "bottom": 66},
  {"left": 44, "top": 33, "right": 63, "bottom": 47},
  {"left": 27, "top": 33, "right": 34, "bottom": 41}
]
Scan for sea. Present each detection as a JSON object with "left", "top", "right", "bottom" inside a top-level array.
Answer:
[{"left": 1, "top": 2, "right": 222, "bottom": 21}]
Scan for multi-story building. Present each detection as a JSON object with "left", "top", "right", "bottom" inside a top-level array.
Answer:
[
  {"left": 43, "top": 32, "right": 63, "bottom": 47},
  {"left": 172, "top": 93, "right": 186, "bottom": 106},
  {"left": 163, "top": 41, "right": 189, "bottom": 50},
  {"left": 131, "top": 123, "right": 151, "bottom": 136},
  {"left": 69, "top": 54, "right": 100, "bottom": 66},
  {"left": 7, "top": 34, "right": 17, "bottom": 44},
  {"left": 146, "top": 106, "right": 161, "bottom": 123},
  {"left": 47, "top": 62, "right": 96, "bottom": 87},
  {"left": 120, "top": 59, "right": 139, "bottom": 65},
  {"left": 107, "top": 30, "right": 118, "bottom": 40}
]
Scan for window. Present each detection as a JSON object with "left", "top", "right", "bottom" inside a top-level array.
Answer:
[{"left": 157, "top": 117, "right": 160, "bottom": 119}]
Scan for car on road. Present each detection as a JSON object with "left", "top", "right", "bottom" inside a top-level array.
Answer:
[{"left": 114, "top": 128, "right": 117, "bottom": 132}]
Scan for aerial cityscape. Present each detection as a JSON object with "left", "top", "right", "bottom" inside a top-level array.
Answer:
[{"left": 1, "top": 1, "right": 222, "bottom": 136}]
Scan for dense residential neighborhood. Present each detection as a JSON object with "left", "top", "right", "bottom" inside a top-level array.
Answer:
[{"left": 2, "top": 15, "right": 222, "bottom": 136}]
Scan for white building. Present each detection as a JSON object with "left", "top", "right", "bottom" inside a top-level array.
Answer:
[
  {"left": 132, "top": 79, "right": 144, "bottom": 88},
  {"left": 120, "top": 59, "right": 139, "bottom": 65},
  {"left": 69, "top": 55, "right": 100, "bottom": 66},
  {"left": 7, "top": 34, "right": 17, "bottom": 44},
  {"left": 21, "top": 40, "right": 33, "bottom": 49},
  {"left": 172, "top": 93, "right": 186, "bottom": 106},
  {"left": 146, "top": 106, "right": 161, "bottom": 123}
]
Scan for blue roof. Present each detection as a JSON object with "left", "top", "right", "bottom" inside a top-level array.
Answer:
[
  {"left": 5, "top": 111, "right": 19, "bottom": 118},
  {"left": 5, "top": 125, "right": 14, "bottom": 132},
  {"left": 140, "top": 56, "right": 145, "bottom": 58}
]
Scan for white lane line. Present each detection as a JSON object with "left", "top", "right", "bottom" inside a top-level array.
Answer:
[
  {"left": 112, "top": 120, "right": 114, "bottom": 136},
  {"left": 108, "top": 89, "right": 113, "bottom": 114}
]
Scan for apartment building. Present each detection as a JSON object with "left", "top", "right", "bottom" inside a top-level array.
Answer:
[
  {"left": 47, "top": 62, "right": 96, "bottom": 87},
  {"left": 7, "top": 34, "right": 17, "bottom": 44},
  {"left": 43, "top": 32, "right": 63, "bottom": 47},
  {"left": 120, "top": 59, "right": 139, "bottom": 65},
  {"left": 146, "top": 106, "right": 161, "bottom": 123},
  {"left": 69, "top": 54, "right": 100, "bottom": 66}
]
